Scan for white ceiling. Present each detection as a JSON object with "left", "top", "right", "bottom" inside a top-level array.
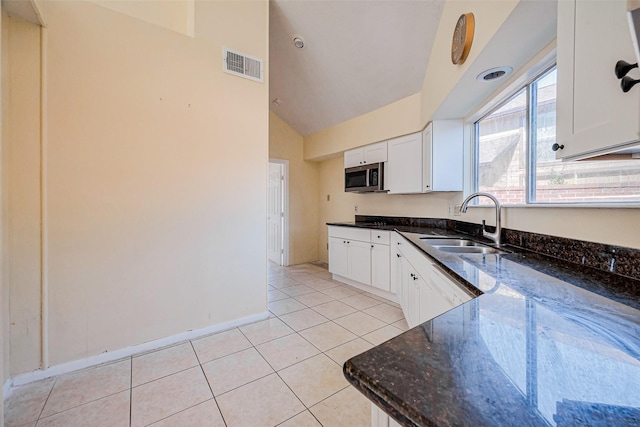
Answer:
[{"left": 269, "top": 0, "right": 445, "bottom": 136}]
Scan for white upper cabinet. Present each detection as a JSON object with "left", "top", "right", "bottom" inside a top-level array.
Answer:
[
  {"left": 387, "top": 133, "right": 424, "bottom": 194},
  {"left": 424, "top": 120, "right": 463, "bottom": 192},
  {"left": 387, "top": 121, "right": 463, "bottom": 194},
  {"left": 344, "top": 141, "right": 388, "bottom": 168},
  {"left": 556, "top": 0, "right": 640, "bottom": 160}
]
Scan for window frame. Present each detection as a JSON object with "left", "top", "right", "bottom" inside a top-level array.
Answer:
[{"left": 468, "top": 59, "right": 640, "bottom": 208}]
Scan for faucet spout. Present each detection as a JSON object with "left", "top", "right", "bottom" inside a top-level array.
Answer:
[{"left": 459, "top": 192, "right": 502, "bottom": 247}]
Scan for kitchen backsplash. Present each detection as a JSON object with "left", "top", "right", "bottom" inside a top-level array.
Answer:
[{"left": 355, "top": 215, "right": 640, "bottom": 281}]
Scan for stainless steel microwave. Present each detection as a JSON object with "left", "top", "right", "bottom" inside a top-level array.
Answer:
[{"left": 345, "top": 162, "right": 384, "bottom": 192}]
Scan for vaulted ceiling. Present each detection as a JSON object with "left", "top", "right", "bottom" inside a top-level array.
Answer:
[
  {"left": 269, "top": 0, "right": 446, "bottom": 136},
  {"left": 269, "top": 0, "right": 559, "bottom": 138}
]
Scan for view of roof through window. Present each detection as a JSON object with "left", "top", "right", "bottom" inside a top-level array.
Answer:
[{"left": 476, "top": 67, "right": 640, "bottom": 204}]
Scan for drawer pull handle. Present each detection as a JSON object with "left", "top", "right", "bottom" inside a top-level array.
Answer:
[
  {"left": 621, "top": 76, "right": 640, "bottom": 93},
  {"left": 615, "top": 60, "right": 638, "bottom": 79}
]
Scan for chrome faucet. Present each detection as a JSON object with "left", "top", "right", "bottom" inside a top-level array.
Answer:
[{"left": 459, "top": 192, "right": 502, "bottom": 247}]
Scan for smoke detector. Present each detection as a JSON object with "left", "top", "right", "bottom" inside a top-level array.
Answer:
[{"left": 477, "top": 66, "right": 513, "bottom": 82}]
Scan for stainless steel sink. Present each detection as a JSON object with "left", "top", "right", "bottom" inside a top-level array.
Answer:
[
  {"left": 431, "top": 245, "right": 505, "bottom": 255},
  {"left": 419, "top": 237, "right": 507, "bottom": 254},
  {"left": 419, "top": 238, "right": 478, "bottom": 246}
]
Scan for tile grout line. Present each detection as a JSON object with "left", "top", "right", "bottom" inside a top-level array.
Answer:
[
  {"left": 240, "top": 304, "right": 349, "bottom": 425},
  {"left": 188, "top": 340, "right": 228, "bottom": 427},
  {"left": 34, "top": 376, "right": 57, "bottom": 424},
  {"left": 35, "top": 386, "right": 130, "bottom": 422}
]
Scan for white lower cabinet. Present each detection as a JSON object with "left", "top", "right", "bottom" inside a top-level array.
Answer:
[
  {"left": 419, "top": 270, "right": 452, "bottom": 324},
  {"left": 328, "top": 237, "right": 371, "bottom": 284},
  {"left": 400, "top": 256, "right": 422, "bottom": 327},
  {"left": 369, "top": 232, "right": 475, "bottom": 426},
  {"left": 393, "top": 232, "right": 473, "bottom": 328},
  {"left": 328, "top": 237, "right": 349, "bottom": 277},
  {"left": 371, "top": 405, "right": 402, "bottom": 427},
  {"left": 371, "top": 243, "right": 391, "bottom": 291},
  {"left": 328, "top": 226, "right": 391, "bottom": 296},
  {"left": 349, "top": 240, "right": 372, "bottom": 285}
]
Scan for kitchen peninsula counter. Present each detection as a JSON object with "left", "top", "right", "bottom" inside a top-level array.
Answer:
[{"left": 330, "top": 218, "right": 640, "bottom": 426}]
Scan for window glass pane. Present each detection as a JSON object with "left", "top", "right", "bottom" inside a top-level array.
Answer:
[
  {"left": 477, "top": 89, "right": 527, "bottom": 204},
  {"left": 533, "top": 68, "right": 640, "bottom": 203}
]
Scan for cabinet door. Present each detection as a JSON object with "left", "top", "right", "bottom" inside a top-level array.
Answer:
[
  {"left": 399, "top": 257, "right": 411, "bottom": 323},
  {"left": 390, "top": 249, "right": 402, "bottom": 294},
  {"left": 371, "top": 243, "right": 390, "bottom": 291},
  {"left": 406, "top": 268, "right": 422, "bottom": 328},
  {"left": 419, "top": 276, "right": 453, "bottom": 323},
  {"left": 364, "top": 141, "right": 388, "bottom": 163},
  {"left": 422, "top": 123, "right": 433, "bottom": 192},
  {"left": 328, "top": 237, "right": 349, "bottom": 277},
  {"left": 430, "top": 265, "right": 472, "bottom": 308},
  {"left": 344, "top": 148, "right": 365, "bottom": 168},
  {"left": 348, "top": 240, "right": 372, "bottom": 285},
  {"left": 401, "top": 258, "right": 421, "bottom": 328},
  {"left": 387, "top": 133, "right": 423, "bottom": 194},
  {"left": 430, "top": 120, "right": 463, "bottom": 191},
  {"left": 556, "top": 0, "right": 640, "bottom": 159}
]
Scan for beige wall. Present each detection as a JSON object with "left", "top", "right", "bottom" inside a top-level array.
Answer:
[
  {"left": 269, "top": 112, "right": 319, "bottom": 265},
  {"left": 1, "top": 6, "right": 7, "bottom": 417},
  {"left": 7, "top": 15, "right": 42, "bottom": 376},
  {"left": 89, "top": 0, "right": 193, "bottom": 36},
  {"left": 304, "top": 93, "right": 422, "bottom": 161},
  {"left": 419, "top": 0, "right": 518, "bottom": 123},
  {"left": 4, "top": 0, "right": 269, "bottom": 373}
]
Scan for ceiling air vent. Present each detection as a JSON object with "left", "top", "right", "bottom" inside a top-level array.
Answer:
[{"left": 223, "top": 47, "right": 264, "bottom": 83}]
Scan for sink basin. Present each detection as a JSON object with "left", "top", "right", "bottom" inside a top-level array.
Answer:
[
  {"left": 419, "top": 238, "right": 478, "bottom": 246},
  {"left": 431, "top": 245, "right": 506, "bottom": 255},
  {"left": 418, "top": 237, "right": 507, "bottom": 254}
]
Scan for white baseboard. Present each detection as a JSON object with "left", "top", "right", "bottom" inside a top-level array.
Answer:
[
  {"left": 3, "top": 378, "right": 11, "bottom": 399},
  {"left": 6, "top": 311, "right": 269, "bottom": 392},
  {"left": 332, "top": 275, "right": 399, "bottom": 304}
]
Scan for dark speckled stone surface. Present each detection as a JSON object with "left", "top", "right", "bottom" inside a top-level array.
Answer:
[{"left": 330, "top": 216, "right": 640, "bottom": 427}]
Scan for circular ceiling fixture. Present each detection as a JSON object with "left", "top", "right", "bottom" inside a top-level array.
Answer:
[
  {"left": 293, "top": 35, "right": 305, "bottom": 49},
  {"left": 477, "top": 66, "right": 513, "bottom": 82}
]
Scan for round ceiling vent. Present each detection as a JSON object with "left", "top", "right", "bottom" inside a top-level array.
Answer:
[
  {"left": 293, "top": 35, "right": 305, "bottom": 49},
  {"left": 477, "top": 66, "right": 513, "bottom": 82}
]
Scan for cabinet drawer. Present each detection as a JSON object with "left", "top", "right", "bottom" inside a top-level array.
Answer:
[
  {"left": 370, "top": 230, "right": 390, "bottom": 245},
  {"left": 328, "top": 226, "right": 370, "bottom": 242}
]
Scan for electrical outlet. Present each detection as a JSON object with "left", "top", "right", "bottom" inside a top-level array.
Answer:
[
  {"left": 448, "top": 205, "right": 453, "bottom": 215},
  {"left": 354, "top": 204, "right": 358, "bottom": 213},
  {"left": 454, "top": 205, "right": 462, "bottom": 216}
]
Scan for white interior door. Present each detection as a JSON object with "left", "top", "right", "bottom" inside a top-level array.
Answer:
[{"left": 268, "top": 162, "right": 284, "bottom": 264}]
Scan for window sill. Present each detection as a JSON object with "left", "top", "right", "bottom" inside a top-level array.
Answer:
[{"left": 467, "top": 203, "right": 640, "bottom": 209}]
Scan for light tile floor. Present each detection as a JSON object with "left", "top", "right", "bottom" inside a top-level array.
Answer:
[{"left": 4, "top": 262, "right": 409, "bottom": 427}]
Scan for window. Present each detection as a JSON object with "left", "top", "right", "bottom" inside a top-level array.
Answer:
[{"left": 474, "top": 66, "right": 640, "bottom": 205}]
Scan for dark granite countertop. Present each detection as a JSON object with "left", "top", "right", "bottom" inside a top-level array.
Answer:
[{"left": 330, "top": 220, "right": 640, "bottom": 426}]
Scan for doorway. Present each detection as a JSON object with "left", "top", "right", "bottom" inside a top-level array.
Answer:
[{"left": 268, "top": 159, "right": 289, "bottom": 266}]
